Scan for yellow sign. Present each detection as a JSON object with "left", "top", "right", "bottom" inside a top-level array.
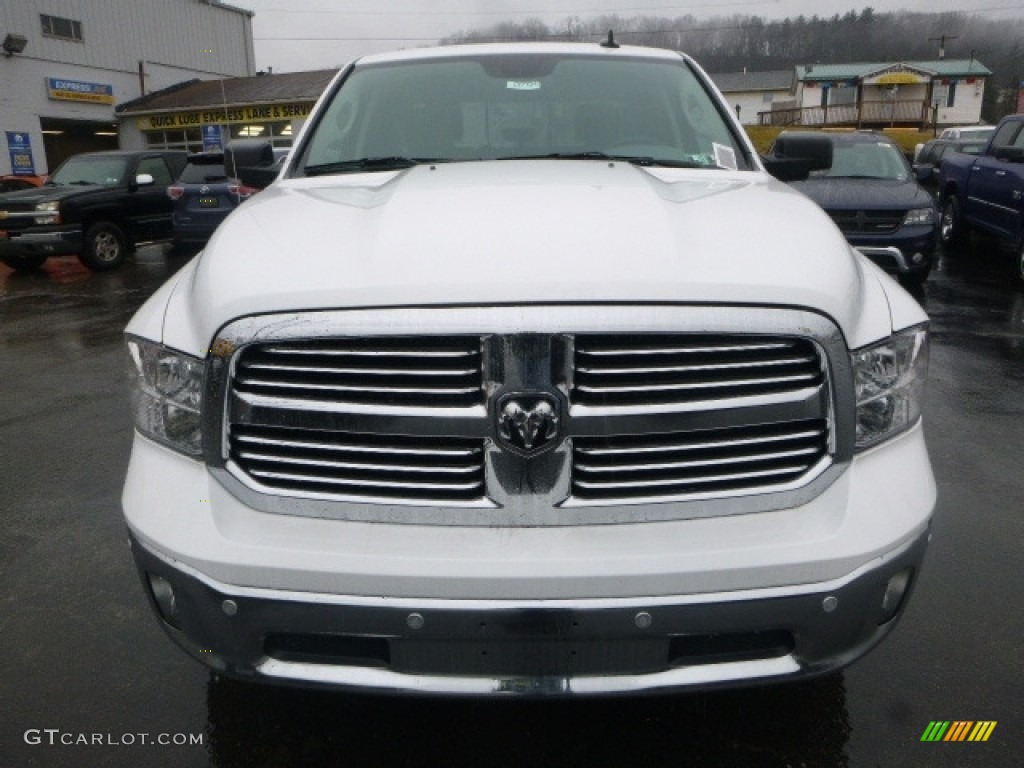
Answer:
[
  {"left": 876, "top": 72, "right": 925, "bottom": 85},
  {"left": 136, "top": 102, "right": 316, "bottom": 131}
]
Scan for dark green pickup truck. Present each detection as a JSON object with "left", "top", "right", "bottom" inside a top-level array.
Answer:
[{"left": 0, "top": 150, "right": 186, "bottom": 271}]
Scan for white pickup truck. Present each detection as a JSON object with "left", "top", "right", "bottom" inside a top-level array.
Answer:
[{"left": 123, "top": 42, "right": 935, "bottom": 696}]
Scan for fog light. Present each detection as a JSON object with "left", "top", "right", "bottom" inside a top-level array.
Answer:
[
  {"left": 148, "top": 573, "right": 181, "bottom": 629},
  {"left": 911, "top": 252, "right": 925, "bottom": 265},
  {"left": 880, "top": 568, "right": 913, "bottom": 624}
]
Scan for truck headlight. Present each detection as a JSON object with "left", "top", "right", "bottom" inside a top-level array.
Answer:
[
  {"left": 851, "top": 325, "right": 928, "bottom": 451},
  {"left": 902, "top": 207, "right": 935, "bottom": 227},
  {"left": 34, "top": 200, "right": 61, "bottom": 225},
  {"left": 126, "top": 336, "right": 204, "bottom": 457}
]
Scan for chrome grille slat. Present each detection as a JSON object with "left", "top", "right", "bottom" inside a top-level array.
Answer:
[
  {"left": 233, "top": 336, "right": 483, "bottom": 409},
  {"left": 233, "top": 378, "right": 481, "bottom": 396},
  {"left": 571, "top": 333, "right": 825, "bottom": 408},
  {"left": 576, "top": 342, "right": 793, "bottom": 356},
  {"left": 237, "top": 451, "right": 483, "bottom": 475},
  {"left": 575, "top": 445, "right": 823, "bottom": 473},
  {"left": 235, "top": 433, "right": 479, "bottom": 457},
  {"left": 248, "top": 469, "right": 484, "bottom": 493},
  {"left": 260, "top": 347, "right": 478, "bottom": 358},
  {"left": 245, "top": 362, "right": 480, "bottom": 377},
  {"left": 574, "top": 465, "right": 810, "bottom": 490},
  {"left": 571, "top": 419, "right": 829, "bottom": 502},
  {"left": 229, "top": 424, "right": 486, "bottom": 503},
  {"left": 575, "top": 372, "right": 821, "bottom": 394},
  {"left": 576, "top": 355, "right": 817, "bottom": 375},
  {"left": 576, "top": 428, "right": 825, "bottom": 456}
]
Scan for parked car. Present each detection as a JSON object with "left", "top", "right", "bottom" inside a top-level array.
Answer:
[
  {"left": 938, "top": 125, "right": 994, "bottom": 141},
  {"left": 0, "top": 150, "right": 186, "bottom": 271},
  {"left": 168, "top": 152, "right": 258, "bottom": 254},
  {"left": 0, "top": 175, "right": 46, "bottom": 194},
  {"left": 913, "top": 125, "right": 994, "bottom": 161},
  {"left": 123, "top": 42, "right": 934, "bottom": 697},
  {"left": 774, "top": 131, "right": 938, "bottom": 286},
  {"left": 912, "top": 137, "right": 989, "bottom": 193},
  {"left": 938, "top": 114, "right": 1024, "bottom": 280}
]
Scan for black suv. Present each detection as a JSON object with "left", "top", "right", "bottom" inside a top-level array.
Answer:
[
  {"left": 0, "top": 150, "right": 186, "bottom": 271},
  {"left": 776, "top": 131, "right": 938, "bottom": 286}
]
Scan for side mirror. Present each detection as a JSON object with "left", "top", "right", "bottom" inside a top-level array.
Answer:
[
  {"left": 762, "top": 156, "right": 816, "bottom": 182},
  {"left": 134, "top": 173, "right": 155, "bottom": 187},
  {"left": 913, "top": 164, "right": 934, "bottom": 183},
  {"left": 226, "top": 139, "right": 276, "bottom": 188},
  {"left": 763, "top": 134, "right": 833, "bottom": 182}
]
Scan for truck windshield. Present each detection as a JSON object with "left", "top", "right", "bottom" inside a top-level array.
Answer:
[
  {"left": 48, "top": 156, "right": 129, "bottom": 187},
  {"left": 301, "top": 53, "right": 747, "bottom": 175}
]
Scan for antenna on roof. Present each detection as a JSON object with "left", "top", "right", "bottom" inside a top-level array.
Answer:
[{"left": 600, "top": 30, "right": 619, "bottom": 49}]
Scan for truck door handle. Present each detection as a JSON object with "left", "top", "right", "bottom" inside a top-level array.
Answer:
[{"left": 995, "top": 170, "right": 1006, "bottom": 177}]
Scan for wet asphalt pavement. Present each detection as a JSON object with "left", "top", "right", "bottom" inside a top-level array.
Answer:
[{"left": 1, "top": 241, "right": 1021, "bottom": 768}]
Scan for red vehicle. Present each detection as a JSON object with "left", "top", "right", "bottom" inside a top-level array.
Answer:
[{"left": 0, "top": 175, "right": 46, "bottom": 194}]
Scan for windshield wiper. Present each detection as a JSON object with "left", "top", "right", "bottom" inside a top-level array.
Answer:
[
  {"left": 303, "top": 157, "right": 443, "bottom": 176},
  {"left": 498, "top": 152, "right": 705, "bottom": 169}
]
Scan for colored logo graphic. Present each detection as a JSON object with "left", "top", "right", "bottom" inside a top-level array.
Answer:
[{"left": 921, "top": 721, "right": 997, "bottom": 742}]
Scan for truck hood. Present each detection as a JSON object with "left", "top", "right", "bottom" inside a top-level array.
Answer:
[
  {"left": 787, "top": 177, "right": 935, "bottom": 210},
  {"left": 0, "top": 183, "right": 100, "bottom": 209},
  {"left": 158, "top": 161, "right": 906, "bottom": 354}
]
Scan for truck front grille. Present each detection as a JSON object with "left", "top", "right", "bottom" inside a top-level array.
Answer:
[
  {"left": 212, "top": 308, "right": 849, "bottom": 524},
  {"left": 826, "top": 209, "right": 904, "bottom": 234},
  {"left": 229, "top": 425, "right": 486, "bottom": 503},
  {"left": 232, "top": 336, "right": 483, "bottom": 408},
  {"left": 572, "top": 334, "right": 824, "bottom": 407},
  {"left": 572, "top": 420, "right": 830, "bottom": 501}
]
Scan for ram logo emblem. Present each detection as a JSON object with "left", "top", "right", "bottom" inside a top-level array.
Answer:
[{"left": 496, "top": 393, "right": 562, "bottom": 457}]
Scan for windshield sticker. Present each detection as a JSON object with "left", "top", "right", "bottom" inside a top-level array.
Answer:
[
  {"left": 507, "top": 80, "right": 541, "bottom": 91},
  {"left": 713, "top": 143, "right": 738, "bottom": 171}
]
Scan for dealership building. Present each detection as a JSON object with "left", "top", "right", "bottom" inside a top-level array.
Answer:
[{"left": 0, "top": 0, "right": 255, "bottom": 176}]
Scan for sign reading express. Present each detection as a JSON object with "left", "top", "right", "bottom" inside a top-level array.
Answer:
[
  {"left": 137, "top": 102, "right": 315, "bottom": 130},
  {"left": 47, "top": 78, "right": 115, "bottom": 104}
]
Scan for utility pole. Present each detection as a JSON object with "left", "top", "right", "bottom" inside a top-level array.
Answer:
[{"left": 929, "top": 34, "right": 959, "bottom": 60}]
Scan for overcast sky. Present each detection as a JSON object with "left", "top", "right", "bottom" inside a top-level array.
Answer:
[{"left": 238, "top": 1, "right": 1024, "bottom": 73}]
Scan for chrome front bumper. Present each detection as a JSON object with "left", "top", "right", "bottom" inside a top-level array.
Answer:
[{"left": 130, "top": 527, "right": 928, "bottom": 696}]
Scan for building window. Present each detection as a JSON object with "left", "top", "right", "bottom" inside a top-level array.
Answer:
[
  {"left": 229, "top": 121, "right": 294, "bottom": 149},
  {"left": 41, "top": 14, "right": 83, "bottom": 42},
  {"left": 145, "top": 129, "right": 203, "bottom": 152},
  {"left": 946, "top": 81, "right": 957, "bottom": 108}
]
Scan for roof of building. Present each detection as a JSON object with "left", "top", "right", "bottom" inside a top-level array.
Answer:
[
  {"left": 709, "top": 70, "right": 795, "bottom": 93},
  {"left": 796, "top": 59, "right": 991, "bottom": 81},
  {"left": 116, "top": 69, "right": 339, "bottom": 114}
]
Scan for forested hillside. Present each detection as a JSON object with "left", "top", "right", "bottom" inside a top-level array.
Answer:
[{"left": 442, "top": 9, "right": 1023, "bottom": 122}]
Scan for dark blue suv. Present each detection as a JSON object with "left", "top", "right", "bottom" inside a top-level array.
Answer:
[
  {"left": 168, "top": 153, "right": 257, "bottom": 254},
  {"left": 781, "top": 131, "right": 938, "bottom": 287}
]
